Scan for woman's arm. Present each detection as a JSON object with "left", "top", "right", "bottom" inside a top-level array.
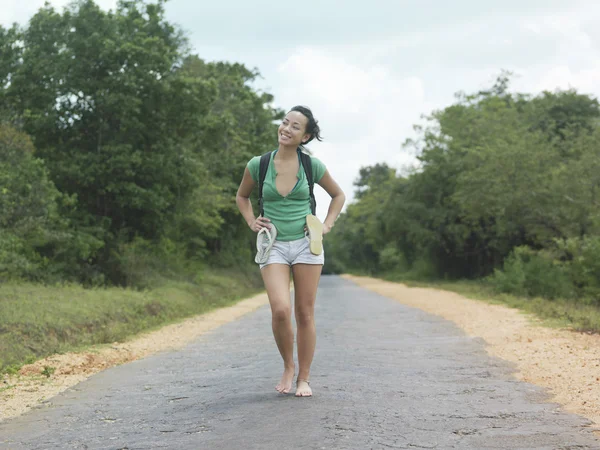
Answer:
[
  {"left": 317, "top": 169, "right": 346, "bottom": 235},
  {"left": 236, "top": 167, "right": 272, "bottom": 232}
]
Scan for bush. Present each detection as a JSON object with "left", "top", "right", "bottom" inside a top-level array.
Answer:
[
  {"left": 0, "top": 231, "right": 40, "bottom": 279},
  {"left": 0, "top": 125, "right": 103, "bottom": 283},
  {"left": 323, "top": 256, "right": 346, "bottom": 275},
  {"left": 491, "top": 246, "right": 574, "bottom": 299},
  {"left": 112, "top": 237, "right": 204, "bottom": 289},
  {"left": 555, "top": 236, "right": 600, "bottom": 304},
  {"left": 379, "top": 244, "right": 409, "bottom": 273},
  {"left": 398, "top": 257, "right": 438, "bottom": 281}
]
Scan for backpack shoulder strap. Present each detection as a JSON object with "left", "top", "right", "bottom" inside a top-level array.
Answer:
[
  {"left": 298, "top": 149, "right": 317, "bottom": 215},
  {"left": 258, "top": 151, "right": 272, "bottom": 217}
]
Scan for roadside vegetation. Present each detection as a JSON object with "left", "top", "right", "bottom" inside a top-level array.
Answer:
[{"left": 326, "top": 74, "right": 600, "bottom": 332}]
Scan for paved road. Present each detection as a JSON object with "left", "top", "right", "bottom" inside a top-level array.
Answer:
[{"left": 1, "top": 276, "right": 598, "bottom": 449}]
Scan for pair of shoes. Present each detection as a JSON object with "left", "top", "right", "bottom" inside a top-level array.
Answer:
[
  {"left": 305, "top": 215, "right": 323, "bottom": 255},
  {"left": 255, "top": 223, "right": 277, "bottom": 264}
]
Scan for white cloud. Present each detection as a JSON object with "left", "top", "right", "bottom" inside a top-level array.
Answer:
[
  {"left": 515, "top": 3, "right": 600, "bottom": 96},
  {"left": 532, "top": 65, "right": 600, "bottom": 94},
  {"left": 520, "top": 2, "right": 600, "bottom": 54}
]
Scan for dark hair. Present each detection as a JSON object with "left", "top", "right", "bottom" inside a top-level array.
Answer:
[{"left": 289, "top": 105, "right": 323, "bottom": 145}]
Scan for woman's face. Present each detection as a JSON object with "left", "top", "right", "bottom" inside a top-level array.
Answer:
[{"left": 278, "top": 111, "right": 310, "bottom": 146}]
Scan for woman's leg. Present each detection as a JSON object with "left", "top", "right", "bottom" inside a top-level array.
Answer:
[
  {"left": 291, "top": 263, "right": 322, "bottom": 397},
  {"left": 261, "top": 263, "right": 295, "bottom": 393}
]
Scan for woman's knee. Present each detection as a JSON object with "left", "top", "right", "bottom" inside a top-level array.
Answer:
[
  {"left": 271, "top": 305, "right": 291, "bottom": 323},
  {"left": 295, "top": 303, "right": 314, "bottom": 326}
]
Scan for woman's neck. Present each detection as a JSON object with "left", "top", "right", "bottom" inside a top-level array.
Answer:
[{"left": 276, "top": 144, "right": 298, "bottom": 160}]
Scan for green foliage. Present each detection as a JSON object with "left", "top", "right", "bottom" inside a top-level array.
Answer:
[
  {"left": 41, "top": 366, "right": 56, "bottom": 378},
  {"left": 525, "top": 90, "right": 600, "bottom": 141},
  {"left": 328, "top": 74, "right": 600, "bottom": 305},
  {"left": 490, "top": 237, "right": 600, "bottom": 304},
  {"left": 322, "top": 256, "right": 346, "bottom": 275},
  {"left": 112, "top": 236, "right": 197, "bottom": 289},
  {"left": 402, "top": 258, "right": 438, "bottom": 281},
  {"left": 490, "top": 246, "right": 574, "bottom": 299},
  {"left": 178, "top": 56, "right": 282, "bottom": 255},
  {"left": 554, "top": 236, "right": 600, "bottom": 303},
  {"left": 4, "top": 0, "right": 212, "bottom": 242},
  {"left": 0, "top": 124, "right": 103, "bottom": 282},
  {"left": 379, "top": 244, "right": 408, "bottom": 273}
]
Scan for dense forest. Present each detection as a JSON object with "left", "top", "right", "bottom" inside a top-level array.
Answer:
[
  {"left": 0, "top": 0, "right": 276, "bottom": 287},
  {"left": 326, "top": 75, "right": 600, "bottom": 304}
]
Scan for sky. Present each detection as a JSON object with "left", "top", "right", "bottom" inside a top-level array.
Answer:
[{"left": 3, "top": 0, "right": 600, "bottom": 219}]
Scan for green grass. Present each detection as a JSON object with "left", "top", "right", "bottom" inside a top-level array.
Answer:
[
  {"left": 0, "top": 268, "right": 263, "bottom": 374},
  {"left": 348, "top": 271, "right": 600, "bottom": 334}
]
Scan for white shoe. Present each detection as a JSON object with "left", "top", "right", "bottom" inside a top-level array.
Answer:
[{"left": 255, "top": 223, "right": 277, "bottom": 264}]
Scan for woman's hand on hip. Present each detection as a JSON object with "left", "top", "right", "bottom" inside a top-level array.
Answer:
[{"left": 249, "top": 216, "right": 271, "bottom": 232}]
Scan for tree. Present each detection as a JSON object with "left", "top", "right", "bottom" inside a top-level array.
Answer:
[
  {"left": 0, "top": 125, "right": 102, "bottom": 281},
  {"left": 328, "top": 74, "right": 600, "bottom": 283},
  {"left": 178, "top": 56, "right": 282, "bottom": 257},
  {"left": 3, "top": 0, "right": 214, "bottom": 241}
]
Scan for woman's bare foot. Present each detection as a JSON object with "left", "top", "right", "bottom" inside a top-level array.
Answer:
[
  {"left": 276, "top": 365, "right": 295, "bottom": 394},
  {"left": 295, "top": 379, "right": 312, "bottom": 397}
]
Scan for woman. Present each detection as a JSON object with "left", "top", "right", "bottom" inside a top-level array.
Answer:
[{"left": 236, "top": 106, "right": 345, "bottom": 397}]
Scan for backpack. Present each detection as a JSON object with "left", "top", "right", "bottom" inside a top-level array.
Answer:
[{"left": 258, "top": 148, "right": 316, "bottom": 218}]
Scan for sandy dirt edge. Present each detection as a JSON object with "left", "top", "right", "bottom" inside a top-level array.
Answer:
[
  {"left": 0, "top": 292, "right": 269, "bottom": 422},
  {"left": 343, "top": 275, "right": 600, "bottom": 432}
]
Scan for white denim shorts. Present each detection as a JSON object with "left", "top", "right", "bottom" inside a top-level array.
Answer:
[{"left": 259, "top": 236, "right": 324, "bottom": 269}]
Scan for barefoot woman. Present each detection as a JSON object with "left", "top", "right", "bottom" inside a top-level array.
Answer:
[{"left": 236, "top": 106, "right": 345, "bottom": 397}]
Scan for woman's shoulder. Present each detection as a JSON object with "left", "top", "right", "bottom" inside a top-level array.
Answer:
[
  {"left": 248, "top": 151, "right": 275, "bottom": 166},
  {"left": 247, "top": 154, "right": 262, "bottom": 165},
  {"left": 308, "top": 154, "right": 324, "bottom": 165},
  {"left": 303, "top": 153, "right": 326, "bottom": 181}
]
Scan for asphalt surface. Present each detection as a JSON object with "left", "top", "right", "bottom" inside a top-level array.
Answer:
[{"left": 1, "top": 276, "right": 598, "bottom": 449}]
